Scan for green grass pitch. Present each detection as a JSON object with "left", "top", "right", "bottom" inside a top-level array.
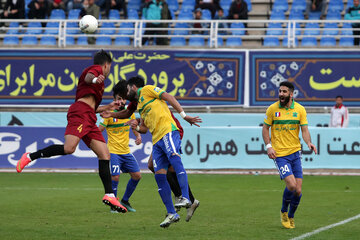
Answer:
[{"left": 0, "top": 172, "right": 359, "bottom": 240}]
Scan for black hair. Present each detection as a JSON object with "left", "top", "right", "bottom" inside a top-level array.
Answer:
[
  {"left": 112, "top": 80, "right": 127, "bottom": 98},
  {"left": 335, "top": 95, "right": 343, "bottom": 99},
  {"left": 127, "top": 76, "right": 145, "bottom": 88},
  {"left": 93, "top": 50, "right": 112, "bottom": 65},
  {"left": 279, "top": 81, "right": 294, "bottom": 92}
]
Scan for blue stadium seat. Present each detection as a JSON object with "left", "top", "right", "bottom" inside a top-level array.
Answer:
[
  {"left": 230, "top": 22, "right": 245, "bottom": 35},
  {"left": 170, "top": 37, "right": 186, "bottom": 46},
  {"left": 65, "top": 36, "right": 75, "bottom": 45},
  {"left": 96, "top": 36, "right": 112, "bottom": 45},
  {"left": 272, "top": 0, "right": 288, "bottom": 12},
  {"left": 109, "top": 9, "right": 120, "bottom": 20},
  {"left": 328, "top": 0, "right": 343, "bottom": 12},
  {"left": 118, "top": 22, "right": 134, "bottom": 35},
  {"left": 326, "top": 9, "right": 341, "bottom": 20},
  {"left": 320, "top": 37, "right": 336, "bottom": 46},
  {"left": 181, "top": 0, "right": 195, "bottom": 11},
  {"left": 3, "top": 36, "right": 19, "bottom": 45},
  {"left": 44, "top": 22, "right": 59, "bottom": 35},
  {"left": 208, "top": 37, "right": 223, "bottom": 47},
  {"left": 40, "top": 36, "right": 57, "bottom": 45},
  {"left": 244, "top": 0, "right": 252, "bottom": 12},
  {"left": 99, "top": 22, "right": 116, "bottom": 35},
  {"left": 303, "top": 23, "right": 320, "bottom": 36},
  {"left": 291, "top": 0, "right": 306, "bottom": 11},
  {"left": 308, "top": 11, "right": 321, "bottom": 20},
  {"left": 66, "top": 22, "right": 79, "bottom": 34},
  {"left": 289, "top": 9, "right": 304, "bottom": 20},
  {"left": 114, "top": 37, "right": 131, "bottom": 46},
  {"left": 270, "top": 10, "right": 286, "bottom": 20},
  {"left": 226, "top": 37, "right": 242, "bottom": 47},
  {"left": 263, "top": 37, "right": 280, "bottom": 47},
  {"left": 22, "top": 36, "right": 38, "bottom": 45},
  {"left": 167, "top": 0, "right": 179, "bottom": 12},
  {"left": 26, "top": 22, "right": 43, "bottom": 34},
  {"left": 77, "top": 36, "right": 88, "bottom": 45},
  {"left": 301, "top": 37, "right": 317, "bottom": 47},
  {"left": 68, "top": 9, "right": 81, "bottom": 19},
  {"left": 339, "top": 37, "right": 354, "bottom": 46},
  {"left": 283, "top": 37, "right": 299, "bottom": 47},
  {"left": 50, "top": 9, "right": 66, "bottom": 19},
  {"left": 128, "top": 10, "right": 139, "bottom": 19},
  {"left": 323, "top": 23, "right": 339, "bottom": 36},
  {"left": 7, "top": 22, "right": 19, "bottom": 34},
  {"left": 177, "top": 12, "right": 193, "bottom": 20},
  {"left": 202, "top": 9, "right": 212, "bottom": 20},
  {"left": 173, "top": 23, "right": 189, "bottom": 35},
  {"left": 127, "top": 0, "right": 141, "bottom": 10},
  {"left": 341, "top": 23, "right": 353, "bottom": 35},
  {"left": 285, "top": 22, "right": 301, "bottom": 36},
  {"left": 188, "top": 35, "right": 205, "bottom": 46},
  {"left": 266, "top": 23, "right": 283, "bottom": 36}
]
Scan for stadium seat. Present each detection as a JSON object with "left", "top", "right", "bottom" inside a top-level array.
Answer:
[
  {"left": 65, "top": 36, "right": 75, "bottom": 45},
  {"left": 77, "top": 36, "right": 88, "bottom": 45},
  {"left": 244, "top": 0, "right": 252, "bottom": 12},
  {"left": 341, "top": 23, "right": 353, "bottom": 35},
  {"left": 3, "top": 36, "right": 19, "bottom": 45},
  {"left": 285, "top": 22, "right": 301, "bottom": 36},
  {"left": 208, "top": 37, "right": 223, "bottom": 47},
  {"left": 127, "top": 0, "right": 141, "bottom": 10},
  {"left": 108, "top": 9, "right": 120, "bottom": 20},
  {"left": 320, "top": 37, "right": 336, "bottom": 46},
  {"left": 188, "top": 35, "right": 205, "bottom": 46},
  {"left": 177, "top": 12, "right": 193, "bottom": 20},
  {"left": 170, "top": 37, "right": 186, "bottom": 46},
  {"left": 289, "top": 9, "right": 304, "bottom": 20},
  {"left": 308, "top": 11, "right": 321, "bottom": 20},
  {"left": 226, "top": 37, "right": 242, "bottom": 47},
  {"left": 68, "top": 9, "right": 81, "bottom": 19},
  {"left": 7, "top": 22, "right": 20, "bottom": 34},
  {"left": 283, "top": 37, "right": 299, "bottom": 47},
  {"left": 96, "top": 36, "right": 112, "bottom": 45},
  {"left": 114, "top": 36, "right": 131, "bottom": 46},
  {"left": 326, "top": 9, "right": 341, "bottom": 20},
  {"left": 202, "top": 9, "right": 212, "bottom": 20},
  {"left": 118, "top": 22, "right": 134, "bottom": 35},
  {"left": 328, "top": 0, "right": 343, "bottom": 12},
  {"left": 272, "top": 0, "right": 288, "bottom": 12},
  {"left": 22, "top": 36, "right": 38, "bottom": 45},
  {"left": 301, "top": 37, "right": 317, "bottom": 47},
  {"left": 128, "top": 10, "right": 139, "bottom": 19},
  {"left": 181, "top": 0, "right": 195, "bottom": 11},
  {"left": 40, "top": 36, "right": 56, "bottom": 45},
  {"left": 270, "top": 9, "right": 286, "bottom": 20},
  {"left": 50, "top": 9, "right": 66, "bottom": 19},
  {"left": 339, "top": 37, "right": 354, "bottom": 46},
  {"left": 323, "top": 23, "right": 339, "bottom": 36},
  {"left": 167, "top": 0, "right": 179, "bottom": 12},
  {"left": 266, "top": 23, "right": 283, "bottom": 36},
  {"left": 66, "top": 22, "right": 79, "bottom": 34},
  {"left": 99, "top": 22, "right": 116, "bottom": 35},
  {"left": 230, "top": 22, "right": 245, "bottom": 35},
  {"left": 303, "top": 23, "right": 320, "bottom": 36},
  {"left": 173, "top": 23, "right": 189, "bottom": 35},
  {"left": 44, "top": 22, "right": 59, "bottom": 35},
  {"left": 291, "top": 0, "right": 306, "bottom": 11},
  {"left": 263, "top": 37, "right": 280, "bottom": 47},
  {"left": 26, "top": 22, "right": 43, "bottom": 34}
]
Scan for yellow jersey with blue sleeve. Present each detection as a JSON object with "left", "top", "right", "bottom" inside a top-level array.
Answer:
[
  {"left": 137, "top": 85, "right": 179, "bottom": 144},
  {"left": 264, "top": 100, "right": 308, "bottom": 157},
  {"left": 100, "top": 110, "right": 136, "bottom": 155}
]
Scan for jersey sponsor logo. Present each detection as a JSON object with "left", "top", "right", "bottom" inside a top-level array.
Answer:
[
  {"left": 275, "top": 112, "right": 281, "bottom": 117},
  {"left": 77, "top": 124, "right": 83, "bottom": 133}
]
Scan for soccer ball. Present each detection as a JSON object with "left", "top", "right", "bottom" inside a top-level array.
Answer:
[{"left": 79, "top": 15, "right": 98, "bottom": 34}]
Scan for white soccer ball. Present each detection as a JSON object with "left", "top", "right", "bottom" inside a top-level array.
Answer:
[{"left": 79, "top": 15, "right": 98, "bottom": 34}]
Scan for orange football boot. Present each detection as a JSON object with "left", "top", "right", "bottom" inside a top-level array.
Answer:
[
  {"left": 16, "top": 152, "right": 31, "bottom": 173},
  {"left": 102, "top": 195, "right": 127, "bottom": 213}
]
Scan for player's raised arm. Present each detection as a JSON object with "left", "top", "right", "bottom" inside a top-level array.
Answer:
[{"left": 160, "top": 92, "right": 202, "bottom": 127}]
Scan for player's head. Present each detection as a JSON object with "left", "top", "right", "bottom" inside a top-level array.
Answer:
[
  {"left": 113, "top": 80, "right": 127, "bottom": 110},
  {"left": 335, "top": 95, "right": 343, "bottom": 107},
  {"left": 127, "top": 76, "right": 145, "bottom": 101},
  {"left": 93, "top": 50, "right": 112, "bottom": 78},
  {"left": 279, "top": 81, "right": 294, "bottom": 107},
  {"left": 354, "top": 0, "right": 359, "bottom": 7}
]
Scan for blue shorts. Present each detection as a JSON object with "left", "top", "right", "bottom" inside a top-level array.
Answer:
[
  {"left": 274, "top": 151, "right": 303, "bottom": 180},
  {"left": 110, "top": 153, "right": 140, "bottom": 176},
  {"left": 152, "top": 131, "right": 182, "bottom": 172}
]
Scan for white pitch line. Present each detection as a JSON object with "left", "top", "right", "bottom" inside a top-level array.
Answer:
[{"left": 290, "top": 213, "right": 360, "bottom": 240}]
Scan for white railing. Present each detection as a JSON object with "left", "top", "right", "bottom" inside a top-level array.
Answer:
[{"left": 0, "top": 18, "right": 359, "bottom": 48}]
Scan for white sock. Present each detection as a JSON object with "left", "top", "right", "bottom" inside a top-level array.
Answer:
[{"left": 106, "top": 193, "right": 115, "bottom": 198}]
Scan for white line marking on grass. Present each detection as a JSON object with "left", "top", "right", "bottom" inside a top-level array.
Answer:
[{"left": 290, "top": 213, "right": 360, "bottom": 240}]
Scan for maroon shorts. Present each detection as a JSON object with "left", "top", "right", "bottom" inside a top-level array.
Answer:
[{"left": 65, "top": 101, "right": 105, "bottom": 147}]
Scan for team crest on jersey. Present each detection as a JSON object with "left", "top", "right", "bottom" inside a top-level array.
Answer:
[
  {"left": 275, "top": 112, "right": 281, "bottom": 117},
  {"left": 293, "top": 112, "right": 298, "bottom": 117},
  {"left": 154, "top": 87, "right": 161, "bottom": 92}
]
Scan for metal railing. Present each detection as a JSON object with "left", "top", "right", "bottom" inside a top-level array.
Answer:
[{"left": 0, "top": 18, "right": 359, "bottom": 48}]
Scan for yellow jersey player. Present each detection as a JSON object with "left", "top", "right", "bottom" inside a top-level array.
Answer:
[
  {"left": 99, "top": 83, "right": 142, "bottom": 212},
  {"left": 262, "top": 81, "right": 317, "bottom": 229}
]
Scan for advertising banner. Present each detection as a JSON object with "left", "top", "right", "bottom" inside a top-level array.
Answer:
[
  {"left": 249, "top": 51, "right": 360, "bottom": 106},
  {"left": 0, "top": 50, "right": 245, "bottom": 105}
]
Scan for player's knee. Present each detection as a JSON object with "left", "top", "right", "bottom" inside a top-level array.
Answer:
[
  {"left": 132, "top": 172, "right": 141, "bottom": 181},
  {"left": 287, "top": 183, "right": 296, "bottom": 192},
  {"left": 295, "top": 187, "right": 302, "bottom": 196},
  {"left": 112, "top": 175, "right": 119, "bottom": 181},
  {"left": 64, "top": 145, "right": 76, "bottom": 154}
]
